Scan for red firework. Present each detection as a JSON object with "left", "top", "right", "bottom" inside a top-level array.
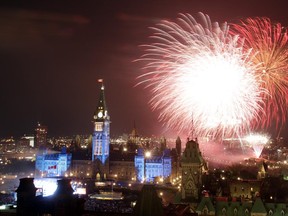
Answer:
[{"left": 231, "top": 17, "right": 288, "bottom": 132}]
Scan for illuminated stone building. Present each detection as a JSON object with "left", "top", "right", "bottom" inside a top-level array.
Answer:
[
  {"left": 91, "top": 80, "right": 110, "bottom": 180},
  {"left": 135, "top": 148, "right": 172, "bottom": 183},
  {"left": 229, "top": 180, "right": 261, "bottom": 199},
  {"left": 35, "top": 147, "right": 72, "bottom": 177},
  {"left": 35, "top": 123, "right": 48, "bottom": 148},
  {"left": 181, "top": 138, "right": 207, "bottom": 202}
]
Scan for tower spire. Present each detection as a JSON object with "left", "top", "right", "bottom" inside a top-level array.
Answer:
[
  {"left": 93, "top": 79, "right": 108, "bottom": 121},
  {"left": 189, "top": 113, "right": 195, "bottom": 141},
  {"left": 92, "top": 79, "right": 111, "bottom": 180}
]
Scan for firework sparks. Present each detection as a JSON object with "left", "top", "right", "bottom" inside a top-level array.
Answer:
[
  {"left": 231, "top": 17, "right": 288, "bottom": 131},
  {"left": 244, "top": 133, "right": 269, "bottom": 158},
  {"left": 138, "top": 13, "right": 264, "bottom": 138}
]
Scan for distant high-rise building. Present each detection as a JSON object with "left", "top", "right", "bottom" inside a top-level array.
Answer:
[
  {"left": 92, "top": 80, "right": 110, "bottom": 180},
  {"left": 35, "top": 123, "right": 48, "bottom": 148},
  {"left": 21, "top": 135, "right": 34, "bottom": 148}
]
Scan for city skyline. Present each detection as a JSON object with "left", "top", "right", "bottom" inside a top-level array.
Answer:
[{"left": 1, "top": 0, "right": 288, "bottom": 138}]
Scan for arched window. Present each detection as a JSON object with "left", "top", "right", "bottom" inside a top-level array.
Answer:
[
  {"left": 203, "top": 206, "right": 208, "bottom": 216},
  {"left": 245, "top": 208, "right": 249, "bottom": 216},
  {"left": 281, "top": 210, "right": 285, "bottom": 216},
  {"left": 268, "top": 210, "right": 273, "bottom": 216},
  {"left": 234, "top": 208, "right": 238, "bottom": 216},
  {"left": 222, "top": 208, "right": 227, "bottom": 216}
]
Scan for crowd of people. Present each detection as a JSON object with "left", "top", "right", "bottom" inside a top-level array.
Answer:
[
  {"left": 84, "top": 198, "right": 134, "bottom": 213},
  {"left": 0, "top": 193, "right": 15, "bottom": 205}
]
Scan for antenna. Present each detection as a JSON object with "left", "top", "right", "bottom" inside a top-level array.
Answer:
[
  {"left": 98, "top": 79, "right": 104, "bottom": 90},
  {"left": 189, "top": 113, "right": 195, "bottom": 141}
]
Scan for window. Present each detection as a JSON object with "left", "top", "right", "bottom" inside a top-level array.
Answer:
[
  {"left": 245, "top": 209, "right": 249, "bottom": 215},
  {"left": 203, "top": 206, "right": 208, "bottom": 216},
  {"left": 233, "top": 208, "right": 237, "bottom": 216},
  {"left": 222, "top": 208, "right": 227, "bottom": 216}
]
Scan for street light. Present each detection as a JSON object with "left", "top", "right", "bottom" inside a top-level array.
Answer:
[{"left": 144, "top": 151, "right": 151, "bottom": 182}]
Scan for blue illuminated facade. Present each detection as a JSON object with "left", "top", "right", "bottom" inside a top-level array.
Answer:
[
  {"left": 35, "top": 148, "right": 72, "bottom": 177},
  {"left": 135, "top": 148, "right": 172, "bottom": 182},
  {"left": 92, "top": 82, "right": 110, "bottom": 164}
]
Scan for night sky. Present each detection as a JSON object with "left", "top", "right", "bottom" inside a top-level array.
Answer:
[{"left": 1, "top": 0, "right": 288, "bottom": 138}]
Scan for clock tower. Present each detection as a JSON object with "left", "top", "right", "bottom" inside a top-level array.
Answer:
[
  {"left": 92, "top": 80, "right": 110, "bottom": 180},
  {"left": 181, "top": 138, "right": 207, "bottom": 202}
]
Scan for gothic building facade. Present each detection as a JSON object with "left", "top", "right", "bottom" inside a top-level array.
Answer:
[
  {"left": 134, "top": 148, "right": 172, "bottom": 183},
  {"left": 91, "top": 81, "right": 110, "bottom": 180},
  {"left": 181, "top": 138, "right": 208, "bottom": 202},
  {"left": 35, "top": 147, "right": 72, "bottom": 178}
]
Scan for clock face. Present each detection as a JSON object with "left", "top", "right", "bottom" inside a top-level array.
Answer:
[{"left": 98, "top": 111, "right": 103, "bottom": 118}]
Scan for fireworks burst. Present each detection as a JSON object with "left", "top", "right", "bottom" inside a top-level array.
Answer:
[
  {"left": 138, "top": 13, "right": 264, "bottom": 138},
  {"left": 244, "top": 133, "right": 269, "bottom": 158},
  {"left": 231, "top": 17, "right": 288, "bottom": 131}
]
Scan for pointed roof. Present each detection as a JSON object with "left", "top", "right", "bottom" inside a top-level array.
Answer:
[
  {"left": 251, "top": 198, "right": 267, "bottom": 214},
  {"left": 181, "top": 139, "right": 204, "bottom": 164},
  {"left": 130, "top": 120, "right": 138, "bottom": 137},
  {"left": 196, "top": 196, "right": 215, "bottom": 213},
  {"left": 93, "top": 80, "right": 109, "bottom": 121}
]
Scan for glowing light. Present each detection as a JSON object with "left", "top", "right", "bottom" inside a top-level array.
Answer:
[
  {"left": 138, "top": 12, "right": 264, "bottom": 138},
  {"left": 145, "top": 151, "right": 151, "bottom": 158},
  {"left": 244, "top": 133, "right": 269, "bottom": 158},
  {"left": 231, "top": 17, "right": 288, "bottom": 130},
  {"left": 34, "top": 178, "right": 59, "bottom": 197}
]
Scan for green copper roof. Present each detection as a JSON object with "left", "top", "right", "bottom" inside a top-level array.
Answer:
[
  {"left": 196, "top": 196, "right": 215, "bottom": 213},
  {"left": 251, "top": 198, "right": 267, "bottom": 213},
  {"left": 216, "top": 201, "right": 253, "bottom": 216}
]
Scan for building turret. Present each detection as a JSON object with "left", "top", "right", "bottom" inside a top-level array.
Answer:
[
  {"left": 176, "top": 136, "right": 181, "bottom": 156},
  {"left": 181, "top": 138, "right": 207, "bottom": 202},
  {"left": 160, "top": 136, "right": 167, "bottom": 152}
]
